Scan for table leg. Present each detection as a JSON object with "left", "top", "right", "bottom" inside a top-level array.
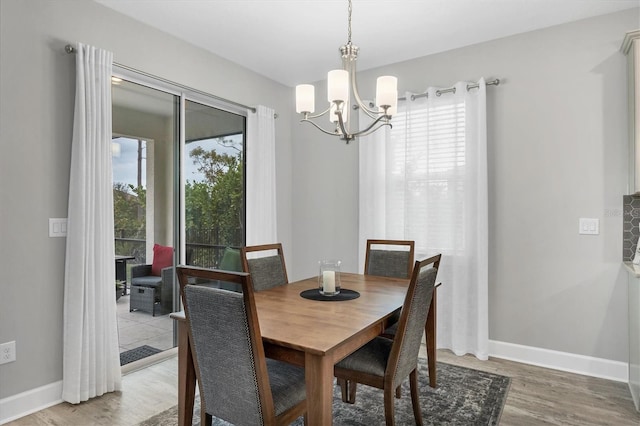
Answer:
[
  {"left": 425, "top": 286, "right": 437, "bottom": 388},
  {"left": 177, "top": 320, "right": 197, "bottom": 426},
  {"left": 304, "top": 353, "right": 333, "bottom": 426}
]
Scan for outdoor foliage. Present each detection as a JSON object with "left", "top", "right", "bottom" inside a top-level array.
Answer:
[
  {"left": 113, "top": 182, "right": 146, "bottom": 260},
  {"left": 185, "top": 140, "right": 244, "bottom": 248},
  {"left": 113, "top": 137, "right": 244, "bottom": 267}
]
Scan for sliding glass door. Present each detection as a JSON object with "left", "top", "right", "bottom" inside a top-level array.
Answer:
[
  {"left": 110, "top": 73, "right": 247, "bottom": 366},
  {"left": 183, "top": 100, "right": 246, "bottom": 268},
  {"left": 112, "top": 78, "right": 179, "bottom": 362}
]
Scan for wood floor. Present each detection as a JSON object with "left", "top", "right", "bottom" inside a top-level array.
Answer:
[
  {"left": 436, "top": 350, "right": 640, "bottom": 426},
  {"left": 6, "top": 348, "right": 640, "bottom": 425}
]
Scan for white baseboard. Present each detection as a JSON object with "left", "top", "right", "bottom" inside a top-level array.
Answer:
[
  {"left": 489, "top": 340, "right": 629, "bottom": 383},
  {"left": 0, "top": 350, "right": 177, "bottom": 424},
  {"left": 0, "top": 380, "right": 62, "bottom": 425}
]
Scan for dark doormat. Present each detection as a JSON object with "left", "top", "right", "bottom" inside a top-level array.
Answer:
[{"left": 120, "top": 345, "right": 162, "bottom": 366}]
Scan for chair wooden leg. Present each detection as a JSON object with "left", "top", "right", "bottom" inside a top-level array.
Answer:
[
  {"left": 383, "top": 387, "right": 396, "bottom": 426},
  {"left": 338, "top": 378, "right": 358, "bottom": 404},
  {"left": 347, "top": 380, "right": 357, "bottom": 404},
  {"left": 395, "top": 384, "right": 401, "bottom": 399},
  {"left": 426, "top": 286, "right": 437, "bottom": 388},
  {"left": 338, "top": 378, "right": 349, "bottom": 402},
  {"left": 203, "top": 412, "right": 213, "bottom": 426},
  {"left": 409, "top": 369, "right": 423, "bottom": 426}
]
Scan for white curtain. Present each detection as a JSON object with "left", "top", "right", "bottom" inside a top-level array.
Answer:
[
  {"left": 358, "top": 116, "right": 389, "bottom": 266},
  {"left": 359, "top": 79, "right": 489, "bottom": 359},
  {"left": 62, "top": 43, "right": 122, "bottom": 403},
  {"left": 246, "top": 105, "right": 277, "bottom": 245}
]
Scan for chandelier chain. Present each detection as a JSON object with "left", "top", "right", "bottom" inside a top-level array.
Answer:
[{"left": 347, "top": 0, "right": 352, "bottom": 45}]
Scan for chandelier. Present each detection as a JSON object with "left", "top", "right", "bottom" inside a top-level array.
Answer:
[{"left": 295, "top": 0, "right": 398, "bottom": 143}]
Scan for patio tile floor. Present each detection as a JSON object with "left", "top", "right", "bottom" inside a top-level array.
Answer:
[{"left": 116, "top": 293, "right": 174, "bottom": 353}]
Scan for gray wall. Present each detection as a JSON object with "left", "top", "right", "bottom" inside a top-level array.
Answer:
[
  {"left": 291, "top": 9, "right": 639, "bottom": 362},
  {"left": 0, "top": 0, "right": 293, "bottom": 399}
]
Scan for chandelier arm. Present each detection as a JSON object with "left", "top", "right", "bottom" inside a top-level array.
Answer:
[
  {"left": 335, "top": 110, "right": 351, "bottom": 140},
  {"left": 300, "top": 118, "right": 341, "bottom": 137},
  {"left": 349, "top": 61, "right": 379, "bottom": 119},
  {"left": 354, "top": 122, "right": 392, "bottom": 138},
  {"left": 304, "top": 106, "right": 332, "bottom": 120},
  {"left": 352, "top": 89, "right": 379, "bottom": 119},
  {"left": 350, "top": 113, "right": 390, "bottom": 137}
]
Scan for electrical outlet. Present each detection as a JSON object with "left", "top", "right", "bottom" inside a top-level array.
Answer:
[{"left": 0, "top": 341, "right": 16, "bottom": 364}]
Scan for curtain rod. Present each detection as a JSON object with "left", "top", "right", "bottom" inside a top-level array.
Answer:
[
  {"left": 65, "top": 44, "right": 260, "bottom": 115},
  {"left": 398, "top": 78, "right": 500, "bottom": 102},
  {"left": 356, "top": 78, "right": 500, "bottom": 110}
]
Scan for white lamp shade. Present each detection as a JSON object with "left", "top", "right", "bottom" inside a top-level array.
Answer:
[
  {"left": 330, "top": 99, "right": 349, "bottom": 124},
  {"left": 296, "top": 84, "right": 315, "bottom": 113},
  {"left": 376, "top": 76, "right": 398, "bottom": 108},
  {"left": 328, "top": 70, "right": 349, "bottom": 103}
]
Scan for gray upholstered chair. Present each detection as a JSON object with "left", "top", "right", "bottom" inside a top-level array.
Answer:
[
  {"left": 365, "top": 239, "right": 415, "bottom": 279},
  {"left": 335, "top": 255, "right": 440, "bottom": 426},
  {"left": 381, "top": 253, "right": 440, "bottom": 338},
  {"left": 335, "top": 239, "right": 416, "bottom": 398},
  {"left": 365, "top": 239, "right": 415, "bottom": 335},
  {"left": 240, "top": 243, "right": 288, "bottom": 292},
  {"left": 177, "top": 266, "right": 307, "bottom": 426},
  {"left": 382, "top": 253, "right": 441, "bottom": 394}
]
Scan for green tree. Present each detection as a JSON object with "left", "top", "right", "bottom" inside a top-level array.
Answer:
[
  {"left": 113, "top": 182, "right": 146, "bottom": 257},
  {"left": 185, "top": 138, "right": 244, "bottom": 249}
]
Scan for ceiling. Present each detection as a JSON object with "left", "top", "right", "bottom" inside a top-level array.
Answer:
[{"left": 96, "top": 0, "right": 639, "bottom": 87}]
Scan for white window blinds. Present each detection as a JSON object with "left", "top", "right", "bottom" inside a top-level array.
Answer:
[{"left": 387, "top": 94, "right": 467, "bottom": 254}]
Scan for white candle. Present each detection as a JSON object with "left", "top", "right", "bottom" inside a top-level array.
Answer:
[{"left": 322, "top": 270, "right": 335, "bottom": 294}]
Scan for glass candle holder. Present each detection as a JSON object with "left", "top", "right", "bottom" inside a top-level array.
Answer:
[{"left": 318, "top": 260, "right": 341, "bottom": 296}]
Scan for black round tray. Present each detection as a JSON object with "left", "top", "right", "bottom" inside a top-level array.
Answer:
[{"left": 300, "top": 288, "right": 360, "bottom": 301}]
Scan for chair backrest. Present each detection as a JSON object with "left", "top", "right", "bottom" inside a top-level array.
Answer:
[
  {"left": 241, "top": 243, "right": 288, "bottom": 292},
  {"left": 219, "top": 246, "right": 242, "bottom": 272},
  {"left": 177, "top": 266, "right": 277, "bottom": 425},
  {"left": 385, "top": 254, "right": 441, "bottom": 389},
  {"left": 364, "top": 239, "right": 415, "bottom": 279}
]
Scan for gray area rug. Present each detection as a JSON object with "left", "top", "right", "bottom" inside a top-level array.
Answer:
[
  {"left": 120, "top": 345, "right": 161, "bottom": 366},
  {"left": 139, "top": 359, "right": 510, "bottom": 425}
]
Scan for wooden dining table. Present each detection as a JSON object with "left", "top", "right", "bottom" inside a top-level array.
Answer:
[{"left": 171, "top": 272, "right": 439, "bottom": 426}]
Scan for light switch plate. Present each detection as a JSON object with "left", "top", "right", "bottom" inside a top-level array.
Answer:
[
  {"left": 49, "top": 218, "right": 68, "bottom": 237},
  {"left": 579, "top": 218, "right": 599, "bottom": 235}
]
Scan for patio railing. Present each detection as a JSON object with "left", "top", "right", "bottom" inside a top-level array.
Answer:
[{"left": 115, "top": 227, "right": 242, "bottom": 269}]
